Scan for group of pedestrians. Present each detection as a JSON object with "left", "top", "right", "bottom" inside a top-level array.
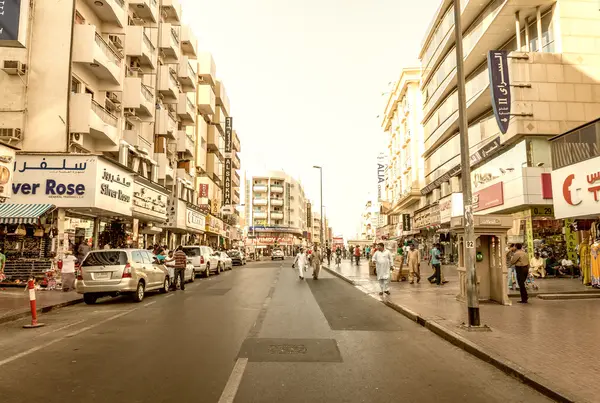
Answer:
[
  {"left": 152, "top": 245, "right": 188, "bottom": 291},
  {"left": 293, "top": 247, "right": 322, "bottom": 280}
]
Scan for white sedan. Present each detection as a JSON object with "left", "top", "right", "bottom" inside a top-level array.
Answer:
[{"left": 214, "top": 251, "right": 233, "bottom": 272}]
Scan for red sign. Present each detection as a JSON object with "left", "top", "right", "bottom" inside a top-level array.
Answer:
[
  {"left": 541, "top": 173, "right": 553, "bottom": 199},
  {"left": 256, "top": 234, "right": 294, "bottom": 246},
  {"left": 199, "top": 184, "right": 209, "bottom": 198},
  {"left": 473, "top": 182, "right": 504, "bottom": 212}
]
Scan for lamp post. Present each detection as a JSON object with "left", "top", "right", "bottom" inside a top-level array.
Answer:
[
  {"left": 453, "top": 0, "right": 480, "bottom": 326},
  {"left": 313, "top": 166, "right": 324, "bottom": 249}
]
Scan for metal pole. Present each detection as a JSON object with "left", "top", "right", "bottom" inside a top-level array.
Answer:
[
  {"left": 319, "top": 168, "right": 324, "bottom": 248},
  {"left": 453, "top": 0, "right": 480, "bottom": 327}
]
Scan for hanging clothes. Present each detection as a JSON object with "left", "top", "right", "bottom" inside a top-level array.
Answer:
[
  {"left": 590, "top": 241, "right": 600, "bottom": 287},
  {"left": 580, "top": 241, "right": 592, "bottom": 285}
]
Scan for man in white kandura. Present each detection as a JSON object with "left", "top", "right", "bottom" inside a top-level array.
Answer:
[
  {"left": 372, "top": 242, "right": 394, "bottom": 296},
  {"left": 294, "top": 247, "right": 309, "bottom": 280}
]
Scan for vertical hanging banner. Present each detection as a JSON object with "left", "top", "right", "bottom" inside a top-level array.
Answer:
[
  {"left": 377, "top": 152, "right": 388, "bottom": 201},
  {"left": 487, "top": 50, "right": 511, "bottom": 134},
  {"left": 222, "top": 117, "right": 233, "bottom": 215}
]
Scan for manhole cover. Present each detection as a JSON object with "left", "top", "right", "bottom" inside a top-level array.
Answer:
[{"left": 268, "top": 344, "right": 307, "bottom": 355}]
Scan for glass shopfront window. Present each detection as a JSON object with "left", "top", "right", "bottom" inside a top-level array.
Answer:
[{"left": 551, "top": 120, "right": 600, "bottom": 169}]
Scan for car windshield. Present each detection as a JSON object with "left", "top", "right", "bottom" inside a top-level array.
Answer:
[
  {"left": 183, "top": 247, "right": 200, "bottom": 257},
  {"left": 82, "top": 251, "right": 128, "bottom": 267}
]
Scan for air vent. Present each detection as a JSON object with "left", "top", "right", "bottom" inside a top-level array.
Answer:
[{"left": 2, "top": 60, "right": 26, "bottom": 75}]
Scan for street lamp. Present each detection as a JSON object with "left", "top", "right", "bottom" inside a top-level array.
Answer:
[
  {"left": 313, "top": 166, "right": 324, "bottom": 249},
  {"left": 453, "top": 0, "right": 480, "bottom": 327}
]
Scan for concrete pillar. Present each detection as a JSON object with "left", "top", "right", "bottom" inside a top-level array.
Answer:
[
  {"left": 92, "top": 217, "right": 100, "bottom": 249},
  {"left": 515, "top": 11, "right": 521, "bottom": 51},
  {"left": 536, "top": 7, "right": 543, "bottom": 52},
  {"left": 56, "top": 209, "right": 66, "bottom": 258},
  {"left": 524, "top": 17, "right": 530, "bottom": 51}
]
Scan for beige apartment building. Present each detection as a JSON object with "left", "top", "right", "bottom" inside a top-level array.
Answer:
[
  {"left": 0, "top": 0, "right": 242, "bottom": 264},
  {"left": 412, "top": 0, "right": 600, "bottom": 262},
  {"left": 380, "top": 67, "right": 425, "bottom": 240}
]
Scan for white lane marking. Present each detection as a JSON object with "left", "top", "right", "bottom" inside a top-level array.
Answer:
[
  {"left": 165, "top": 294, "right": 174, "bottom": 298},
  {"left": 37, "top": 320, "right": 85, "bottom": 337},
  {"left": 144, "top": 301, "right": 157, "bottom": 307},
  {"left": 0, "top": 308, "right": 137, "bottom": 368},
  {"left": 217, "top": 357, "right": 248, "bottom": 403}
]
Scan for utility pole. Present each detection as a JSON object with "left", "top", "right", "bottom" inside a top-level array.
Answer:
[
  {"left": 313, "top": 166, "right": 324, "bottom": 248},
  {"left": 453, "top": 0, "right": 480, "bottom": 326}
]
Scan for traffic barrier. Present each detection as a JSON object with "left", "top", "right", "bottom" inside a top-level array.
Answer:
[{"left": 23, "top": 278, "right": 45, "bottom": 329}]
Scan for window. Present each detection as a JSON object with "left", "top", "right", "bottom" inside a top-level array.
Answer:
[
  {"left": 71, "top": 77, "right": 80, "bottom": 94},
  {"left": 82, "top": 251, "right": 128, "bottom": 267},
  {"left": 141, "top": 251, "right": 154, "bottom": 264},
  {"left": 74, "top": 11, "right": 85, "bottom": 25},
  {"left": 131, "top": 251, "right": 143, "bottom": 264}
]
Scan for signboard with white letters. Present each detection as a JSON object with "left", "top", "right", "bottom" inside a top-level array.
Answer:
[
  {"left": 133, "top": 178, "right": 168, "bottom": 222},
  {"left": 186, "top": 205, "right": 205, "bottom": 232},
  {"left": 551, "top": 156, "right": 600, "bottom": 219}
]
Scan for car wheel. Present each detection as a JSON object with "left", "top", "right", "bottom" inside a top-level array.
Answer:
[
  {"left": 216, "top": 263, "right": 221, "bottom": 274},
  {"left": 132, "top": 281, "right": 145, "bottom": 303},
  {"left": 161, "top": 277, "right": 170, "bottom": 293},
  {"left": 204, "top": 264, "right": 211, "bottom": 278},
  {"left": 190, "top": 270, "right": 195, "bottom": 282},
  {"left": 83, "top": 294, "right": 97, "bottom": 305}
]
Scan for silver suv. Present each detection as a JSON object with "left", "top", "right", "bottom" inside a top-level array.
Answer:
[
  {"left": 182, "top": 245, "right": 220, "bottom": 277},
  {"left": 76, "top": 249, "right": 170, "bottom": 304}
]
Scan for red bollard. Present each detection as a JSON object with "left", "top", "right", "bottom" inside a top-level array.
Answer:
[{"left": 23, "top": 278, "right": 45, "bottom": 329}]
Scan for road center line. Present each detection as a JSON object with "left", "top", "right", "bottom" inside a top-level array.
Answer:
[
  {"left": 0, "top": 308, "right": 137, "bottom": 368},
  {"left": 217, "top": 357, "right": 248, "bottom": 403},
  {"left": 36, "top": 320, "right": 85, "bottom": 337},
  {"left": 165, "top": 294, "right": 174, "bottom": 298},
  {"left": 144, "top": 301, "right": 157, "bottom": 307}
]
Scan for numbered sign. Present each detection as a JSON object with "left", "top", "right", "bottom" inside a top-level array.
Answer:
[{"left": 466, "top": 241, "right": 475, "bottom": 249}]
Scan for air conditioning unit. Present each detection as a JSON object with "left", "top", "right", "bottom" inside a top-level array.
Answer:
[
  {"left": 108, "top": 92, "right": 121, "bottom": 104},
  {"left": 108, "top": 35, "right": 123, "bottom": 50},
  {"left": 0, "top": 128, "right": 22, "bottom": 141},
  {"left": 70, "top": 133, "right": 84, "bottom": 147},
  {"left": 2, "top": 60, "right": 26, "bottom": 75},
  {"left": 124, "top": 108, "right": 136, "bottom": 117}
]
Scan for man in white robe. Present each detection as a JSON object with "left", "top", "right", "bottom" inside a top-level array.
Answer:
[
  {"left": 372, "top": 242, "right": 394, "bottom": 296},
  {"left": 293, "top": 248, "right": 309, "bottom": 280}
]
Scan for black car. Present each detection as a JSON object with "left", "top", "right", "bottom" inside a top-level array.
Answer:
[{"left": 227, "top": 250, "right": 246, "bottom": 266}]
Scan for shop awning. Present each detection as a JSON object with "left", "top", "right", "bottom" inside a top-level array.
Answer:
[{"left": 0, "top": 204, "right": 55, "bottom": 224}]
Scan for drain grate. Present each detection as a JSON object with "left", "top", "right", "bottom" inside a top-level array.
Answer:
[{"left": 239, "top": 338, "right": 342, "bottom": 363}]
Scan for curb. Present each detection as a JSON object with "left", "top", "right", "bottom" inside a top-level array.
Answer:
[
  {"left": 0, "top": 297, "right": 83, "bottom": 325},
  {"left": 323, "top": 266, "right": 577, "bottom": 403}
]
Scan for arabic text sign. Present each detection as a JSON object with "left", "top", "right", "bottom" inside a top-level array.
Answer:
[
  {"left": 0, "top": 0, "right": 21, "bottom": 43},
  {"left": 225, "top": 117, "right": 233, "bottom": 155},
  {"left": 133, "top": 178, "right": 168, "bottom": 221},
  {"left": 487, "top": 50, "right": 511, "bottom": 134},
  {"left": 186, "top": 207, "right": 206, "bottom": 232},
  {"left": 551, "top": 155, "right": 600, "bottom": 219},
  {"left": 223, "top": 157, "right": 232, "bottom": 207}
]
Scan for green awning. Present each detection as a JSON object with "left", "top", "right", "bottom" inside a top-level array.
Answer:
[{"left": 0, "top": 204, "right": 55, "bottom": 224}]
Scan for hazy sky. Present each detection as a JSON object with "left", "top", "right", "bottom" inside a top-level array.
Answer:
[{"left": 180, "top": 0, "right": 440, "bottom": 239}]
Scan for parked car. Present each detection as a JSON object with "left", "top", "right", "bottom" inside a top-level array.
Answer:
[
  {"left": 214, "top": 251, "right": 233, "bottom": 271},
  {"left": 272, "top": 249, "right": 285, "bottom": 260},
  {"left": 182, "top": 245, "right": 219, "bottom": 277},
  {"left": 227, "top": 249, "right": 246, "bottom": 266},
  {"left": 164, "top": 257, "right": 195, "bottom": 289},
  {"left": 76, "top": 249, "right": 170, "bottom": 304}
]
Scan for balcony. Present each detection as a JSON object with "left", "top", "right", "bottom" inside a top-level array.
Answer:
[
  {"left": 270, "top": 212, "right": 284, "bottom": 220},
  {"left": 233, "top": 192, "right": 240, "bottom": 205},
  {"left": 128, "top": 0, "right": 158, "bottom": 23},
  {"left": 69, "top": 93, "right": 119, "bottom": 145},
  {"left": 123, "top": 77, "right": 154, "bottom": 120},
  {"left": 270, "top": 185, "right": 284, "bottom": 194},
  {"left": 253, "top": 185, "right": 268, "bottom": 192},
  {"left": 177, "top": 56, "right": 196, "bottom": 92},
  {"left": 179, "top": 25, "right": 197, "bottom": 59},
  {"left": 212, "top": 105, "right": 226, "bottom": 132},
  {"left": 197, "top": 52, "right": 217, "bottom": 86},
  {"left": 161, "top": 0, "right": 181, "bottom": 25},
  {"left": 84, "top": 0, "right": 126, "bottom": 27},
  {"left": 177, "top": 93, "right": 196, "bottom": 125},
  {"left": 233, "top": 152, "right": 241, "bottom": 169},
  {"left": 158, "top": 24, "right": 180, "bottom": 63},
  {"left": 270, "top": 198, "right": 284, "bottom": 207},
  {"left": 156, "top": 153, "right": 174, "bottom": 180},
  {"left": 232, "top": 130, "right": 241, "bottom": 152},
  {"left": 155, "top": 109, "right": 177, "bottom": 140},
  {"left": 253, "top": 199, "right": 267, "bottom": 206},
  {"left": 197, "top": 85, "right": 216, "bottom": 115},
  {"left": 73, "top": 25, "right": 123, "bottom": 90},
  {"left": 177, "top": 131, "right": 194, "bottom": 159},
  {"left": 207, "top": 125, "right": 224, "bottom": 161},
  {"left": 215, "top": 80, "right": 230, "bottom": 115},
  {"left": 125, "top": 26, "right": 157, "bottom": 72},
  {"left": 177, "top": 168, "right": 192, "bottom": 183},
  {"left": 158, "top": 65, "right": 180, "bottom": 104},
  {"left": 232, "top": 171, "right": 240, "bottom": 187},
  {"left": 253, "top": 212, "right": 267, "bottom": 219}
]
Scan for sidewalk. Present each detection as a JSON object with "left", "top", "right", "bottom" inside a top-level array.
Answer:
[
  {"left": 325, "top": 259, "right": 599, "bottom": 403},
  {"left": 0, "top": 288, "right": 82, "bottom": 324}
]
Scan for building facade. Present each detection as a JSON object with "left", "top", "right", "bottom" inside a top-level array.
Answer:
[{"left": 0, "top": 0, "right": 242, "bottom": 283}]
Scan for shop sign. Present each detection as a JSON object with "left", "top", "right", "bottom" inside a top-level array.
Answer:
[
  {"left": 222, "top": 157, "right": 232, "bottom": 208},
  {"left": 0, "top": 0, "right": 21, "bottom": 43},
  {"left": 249, "top": 226, "right": 302, "bottom": 234},
  {"left": 414, "top": 209, "right": 430, "bottom": 229},
  {"left": 480, "top": 218, "right": 501, "bottom": 225},
  {"left": 430, "top": 204, "right": 440, "bottom": 226},
  {"left": 564, "top": 218, "right": 578, "bottom": 262},
  {"left": 531, "top": 206, "right": 554, "bottom": 218},
  {"left": 11, "top": 155, "right": 133, "bottom": 216},
  {"left": 487, "top": 50, "right": 511, "bottom": 134},
  {"left": 185, "top": 205, "right": 205, "bottom": 232},
  {"left": 256, "top": 234, "right": 293, "bottom": 246},
  {"left": 199, "top": 184, "right": 209, "bottom": 198},
  {"left": 198, "top": 204, "right": 211, "bottom": 214},
  {"left": 473, "top": 182, "right": 504, "bottom": 212},
  {"left": 551, "top": 156, "right": 600, "bottom": 219},
  {"left": 0, "top": 144, "right": 15, "bottom": 202},
  {"left": 377, "top": 153, "right": 388, "bottom": 201},
  {"left": 402, "top": 214, "right": 411, "bottom": 231},
  {"left": 440, "top": 193, "right": 464, "bottom": 223},
  {"left": 306, "top": 202, "right": 312, "bottom": 225},
  {"left": 133, "top": 179, "right": 167, "bottom": 221},
  {"left": 525, "top": 214, "right": 534, "bottom": 261}
]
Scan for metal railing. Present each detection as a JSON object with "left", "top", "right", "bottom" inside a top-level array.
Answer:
[
  {"left": 91, "top": 100, "right": 118, "bottom": 127},
  {"left": 140, "top": 84, "right": 154, "bottom": 102},
  {"left": 143, "top": 31, "right": 155, "bottom": 51},
  {"left": 170, "top": 28, "right": 180, "bottom": 45},
  {"left": 168, "top": 69, "right": 179, "bottom": 88},
  {"left": 186, "top": 97, "right": 195, "bottom": 112},
  {"left": 94, "top": 33, "right": 122, "bottom": 66},
  {"left": 168, "top": 111, "right": 178, "bottom": 126},
  {"left": 187, "top": 62, "right": 196, "bottom": 78},
  {"left": 114, "top": 0, "right": 125, "bottom": 8}
]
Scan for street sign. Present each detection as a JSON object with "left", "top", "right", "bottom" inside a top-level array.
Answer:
[{"left": 221, "top": 205, "right": 234, "bottom": 215}]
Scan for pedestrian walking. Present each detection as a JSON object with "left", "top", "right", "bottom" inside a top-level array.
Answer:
[
  {"left": 372, "top": 242, "right": 393, "bottom": 296},
  {"left": 173, "top": 246, "right": 187, "bottom": 291},
  {"left": 406, "top": 244, "right": 421, "bottom": 284},
  {"left": 511, "top": 243, "right": 530, "bottom": 303},
  {"left": 349, "top": 245, "right": 354, "bottom": 260},
  {"left": 293, "top": 248, "right": 309, "bottom": 280},
  {"left": 164, "top": 250, "right": 176, "bottom": 289},
  {"left": 506, "top": 244, "right": 517, "bottom": 290},
  {"left": 0, "top": 248, "right": 5, "bottom": 283},
  {"left": 365, "top": 245, "right": 371, "bottom": 260},
  {"left": 354, "top": 245, "right": 361, "bottom": 265},
  {"left": 60, "top": 251, "right": 78, "bottom": 292},
  {"left": 312, "top": 247, "right": 322, "bottom": 279},
  {"left": 427, "top": 243, "right": 442, "bottom": 285},
  {"left": 326, "top": 246, "right": 332, "bottom": 266}
]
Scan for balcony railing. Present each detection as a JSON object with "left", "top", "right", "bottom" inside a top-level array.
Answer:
[
  {"left": 141, "top": 83, "right": 154, "bottom": 102},
  {"left": 170, "top": 28, "right": 179, "bottom": 45},
  {"left": 186, "top": 134, "right": 195, "bottom": 145},
  {"left": 95, "top": 33, "right": 122, "bottom": 66},
  {"left": 168, "top": 111, "right": 178, "bottom": 125},
  {"left": 143, "top": 31, "right": 155, "bottom": 51},
  {"left": 186, "top": 97, "right": 195, "bottom": 112},
  {"left": 91, "top": 100, "right": 118, "bottom": 127},
  {"left": 169, "top": 69, "right": 179, "bottom": 88},
  {"left": 187, "top": 62, "right": 196, "bottom": 78}
]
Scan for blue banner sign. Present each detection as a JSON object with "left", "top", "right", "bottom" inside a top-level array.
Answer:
[{"left": 487, "top": 50, "right": 511, "bottom": 134}]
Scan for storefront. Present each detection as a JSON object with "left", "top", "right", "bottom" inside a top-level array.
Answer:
[
  {"left": 205, "top": 214, "right": 224, "bottom": 250},
  {"left": 132, "top": 176, "right": 168, "bottom": 249},
  {"left": 438, "top": 193, "right": 463, "bottom": 264},
  {"left": 413, "top": 203, "right": 440, "bottom": 259},
  {"left": 248, "top": 226, "right": 303, "bottom": 256}
]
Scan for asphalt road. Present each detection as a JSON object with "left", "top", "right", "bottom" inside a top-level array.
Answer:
[{"left": 0, "top": 259, "right": 552, "bottom": 403}]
